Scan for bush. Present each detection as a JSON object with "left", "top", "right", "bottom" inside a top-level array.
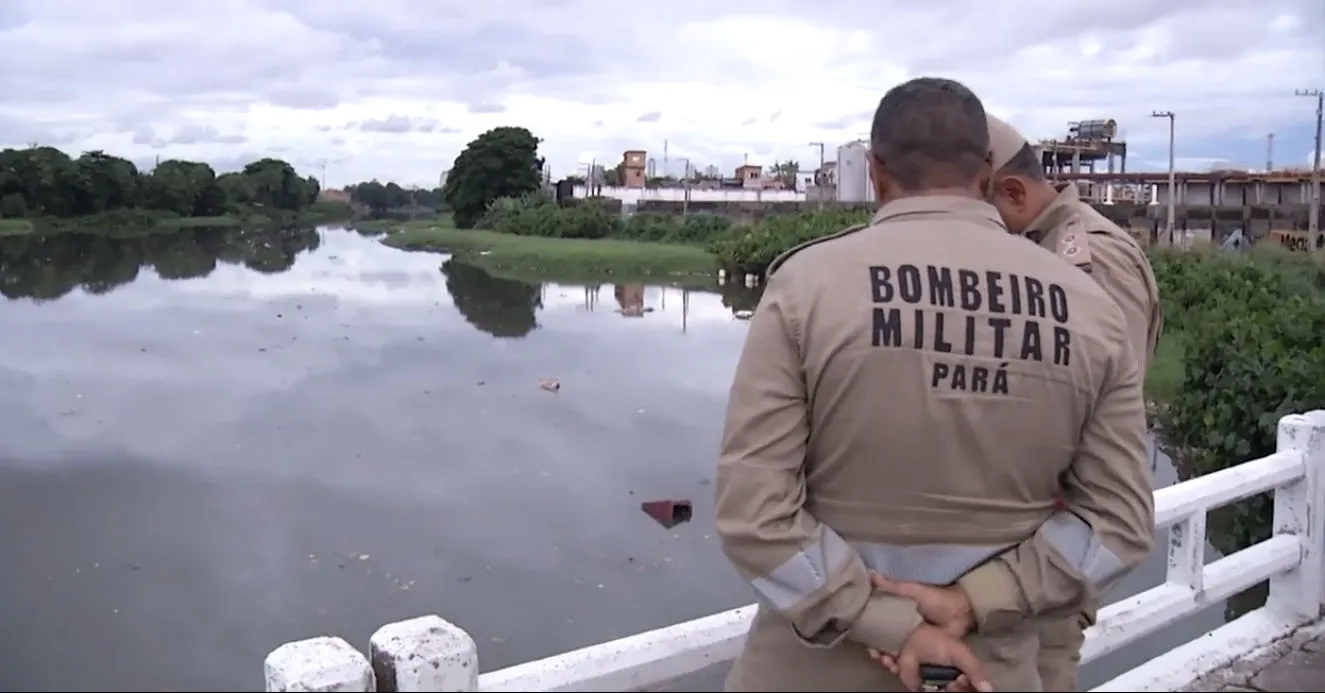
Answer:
[
  {"left": 478, "top": 197, "right": 735, "bottom": 244},
  {"left": 706, "top": 209, "right": 872, "bottom": 274},
  {"left": 494, "top": 202, "right": 621, "bottom": 239},
  {"left": 1152, "top": 248, "right": 1325, "bottom": 554},
  {"left": 617, "top": 212, "right": 733, "bottom": 243},
  {"left": 476, "top": 191, "right": 554, "bottom": 230}
]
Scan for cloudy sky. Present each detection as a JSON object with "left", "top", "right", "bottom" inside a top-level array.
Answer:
[{"left": 1, "top": 0, "right": 1322, "bottom": 189}]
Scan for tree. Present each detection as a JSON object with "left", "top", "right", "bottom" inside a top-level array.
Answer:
[
  {"left": 345, "top": 180, "right": 445, "bottom": 217},
  {"left": 443, "top": 126, "right": 543, "bottom": 229},
  {"left": 769, "top": 160, "right": 800, "bottom": 189},
  {"left": 0, "top": 146, "right": 322, "bottom": 222}
]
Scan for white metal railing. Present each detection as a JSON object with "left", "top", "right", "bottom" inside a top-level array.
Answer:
[{"left": 264, "top": 411, "right": 1325, "bottom": 692}]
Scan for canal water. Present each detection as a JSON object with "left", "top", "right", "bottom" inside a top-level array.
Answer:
[{"left": 0, "top": 226, "right": 1222, "bottom": 691}]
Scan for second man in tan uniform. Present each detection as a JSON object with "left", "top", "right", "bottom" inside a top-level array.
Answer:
[
  {"left": 714, "top": 77, "right": 1155, "bottom": 691},
  {"left": 987, "top": 114, "right": 1164, "bottom": 691}
]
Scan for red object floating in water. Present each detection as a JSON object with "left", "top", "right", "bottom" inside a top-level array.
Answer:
[{"left": 641, "top": 499, "right": 694, "bottom": 529}]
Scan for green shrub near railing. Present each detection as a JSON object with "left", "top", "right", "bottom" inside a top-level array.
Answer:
[{"left": 1151, "top": 245, "right": 1325, "bottom": 557}]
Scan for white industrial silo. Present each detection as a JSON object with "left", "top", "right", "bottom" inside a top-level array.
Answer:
[{"left": 835, "top": 140, "right": 873, "bottom": 203}]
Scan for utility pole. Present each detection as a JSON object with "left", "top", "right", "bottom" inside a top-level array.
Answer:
[
  {"left": 1266, "top": 133, "right": 1275, "bottom": 172},
  {"left": 1296, "top": 89, "right": 1324, "bottom": 250},
  {"left": 681, "top": 158, "right": 691, "bottom": 218},
  {"left": 1151, "top": 110, "right": 1176, "bottom": 244},
  {"left": 320, "top": 161, "right": 328, "bottom": 188},
  {"left": 809, "top": 141, "right": 826, "bottom": 210},
  {"left": 663, "top": 140, "right": 669, "bottom": 180}
]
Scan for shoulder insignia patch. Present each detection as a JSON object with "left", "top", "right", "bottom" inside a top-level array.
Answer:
[
  {"left": 1050, "top": 216, "right": 1093, "bottom": 274},
  {"left": 766, "top": 223, "right": 870, "bottom": 278}
]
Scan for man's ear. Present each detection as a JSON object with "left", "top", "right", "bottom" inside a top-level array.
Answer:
[
  {"left": 999, "top": 176, "right": 1028, "bottom": 206},
  {"left": 867, "top": 153, "right": 890, "bottom": 201}
]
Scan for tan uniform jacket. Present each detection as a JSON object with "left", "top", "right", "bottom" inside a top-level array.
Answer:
[
  {"left": 715, "top": 196, "right": 1155, "bottom": 691},
  {"left": 1027, "top": 185, "right": 1164, "bottom": 369}
]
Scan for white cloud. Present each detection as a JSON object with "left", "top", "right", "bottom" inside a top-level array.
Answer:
[{"left": 0, "top": 0, "right": 1319, "bottom": 187}]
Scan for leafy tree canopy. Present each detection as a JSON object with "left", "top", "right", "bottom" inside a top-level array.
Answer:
[
  {"left": 0, "top": 147, "right": 321, "bottom": 221},
  {"left": 443, "top": 127, "right": 544, "bottom": 229}
]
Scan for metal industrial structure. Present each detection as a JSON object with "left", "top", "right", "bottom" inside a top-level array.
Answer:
[
  {"left": 1039, "top": 119, "right": 1128, "bottom": 176},
  {"left": 834, "top": 139, "right": 874, "bottom": 203},
  {"left": 833, "top": 119, "right": 1133, "bottom": 204}
]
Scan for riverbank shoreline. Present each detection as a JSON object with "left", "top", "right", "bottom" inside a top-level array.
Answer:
[
  {"left": 0, "top": 202, "right": 355, "bottom": 238},
  {"left": 374, "top": 221, "right": 718, "bottom": 279}
]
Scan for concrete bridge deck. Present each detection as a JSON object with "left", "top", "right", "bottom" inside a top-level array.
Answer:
[
  {"left": 1180, "top": 620, "right": 1325, "bottom": 692},
  {"left": 647, "top": 619, "right": 1325, "bottom": 692},
  {"left": 642, "top": 622, "right": 1325, "bottom": 692}
]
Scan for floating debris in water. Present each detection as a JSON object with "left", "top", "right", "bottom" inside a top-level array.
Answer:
[
  {"left": 538, "top": 378, "right": 561, "bottom": 393},
  {"left": 641, "top": 499, "right": 693, "bottom": 529}
]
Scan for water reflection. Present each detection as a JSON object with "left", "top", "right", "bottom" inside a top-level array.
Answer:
[
  {"left": 441, "top": 263, "right": 760, "bottom": 338},
  {"left": 0, "top": 226, "right": 321, "bottom": 301},
  {"left": 615, "top": 284, "right": 647, "bottom": 317},
  {"left": 441, "top": 260, "right": 544, "bottom": 338},
  {"left": 0, "top": 228, "right": 756, "bottom": 690},
  {"left": 721, "top": 284, "right": 762, "bottom": 314}
]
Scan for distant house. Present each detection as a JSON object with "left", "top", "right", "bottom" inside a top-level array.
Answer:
[
  {"left": 816, "top": 161, "right": 837, "bottom": 186},
  {"left": 735, "top": 164, "right": 763, "bottom": 190},
  {"left": 621, "top": 150, "right": 647, "bottom": 188},
  {"left": 319, "top": 189, "right": 352, "bottom": 203}
]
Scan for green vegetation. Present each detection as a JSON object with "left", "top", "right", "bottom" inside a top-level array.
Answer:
[
  {"left": 381, "top": 220, "right": 717, "bottom": 279},
  {"left": 706, "top": 208, "right": 873, "bottom": 274},
  {"left": 344, "top": 180, "right": 446, "bottom": 219},
  {"left": 444, "top": 126, "right": 544, "bottom": 229},
  {"left": 1144, "top": 330, "right": 1186, "bottom": 406},
  {"left": 0, "top": 146, "right": 351, "bottom": 236},
  {"left": 1150, "top": 246, "right": 1325, "bottom": 559}
]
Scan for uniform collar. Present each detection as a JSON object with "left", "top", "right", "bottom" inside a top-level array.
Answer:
[
  {"left": 870, "top": 195, "right": 1007, "bottom": 231},
  {"left": 1025, "top": 184, "right": 1092, "bottom": 269},
  {"left": 1025, "top": 184, "right": 1079, "bottom": 245}
]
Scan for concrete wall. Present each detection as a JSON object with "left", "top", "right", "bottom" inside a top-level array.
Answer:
[
  {"left": 572, "top": 185, "right": 808, "bottom": 203},
  {"left": 626, "top": 199, "right": 874, "bottom": 225},
  {"left": 1152, "top": 179, "right": 1316, "bottom": 207},
  {"left": 603, "top": 198, "right": 1320, "bottom": 238}
]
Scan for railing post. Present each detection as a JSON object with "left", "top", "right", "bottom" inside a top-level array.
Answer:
[
  {"left": 1266, "top": 410, "right": 1325, "bottom": 621},
  {"left": 369, "top": 615, "right": 479, "bottom": 692},
  {"left": 264, "top": 636, "right": 374, "bottom": 692}
]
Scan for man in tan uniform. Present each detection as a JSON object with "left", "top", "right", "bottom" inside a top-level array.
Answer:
[
  {"left": 868, "top": 116, "right": 1165, "bottom": 690},
  {"left": 713, "top": 76, "right": 1155, "bottom": 692}
]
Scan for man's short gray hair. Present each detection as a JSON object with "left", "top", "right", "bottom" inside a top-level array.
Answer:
[{"left": 869, "top": 77, "right": 990, "bottom": 192}]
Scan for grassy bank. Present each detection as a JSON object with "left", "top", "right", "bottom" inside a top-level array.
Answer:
[{"left": 380, "top": 220, "right": 718, "bottom": 278}]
